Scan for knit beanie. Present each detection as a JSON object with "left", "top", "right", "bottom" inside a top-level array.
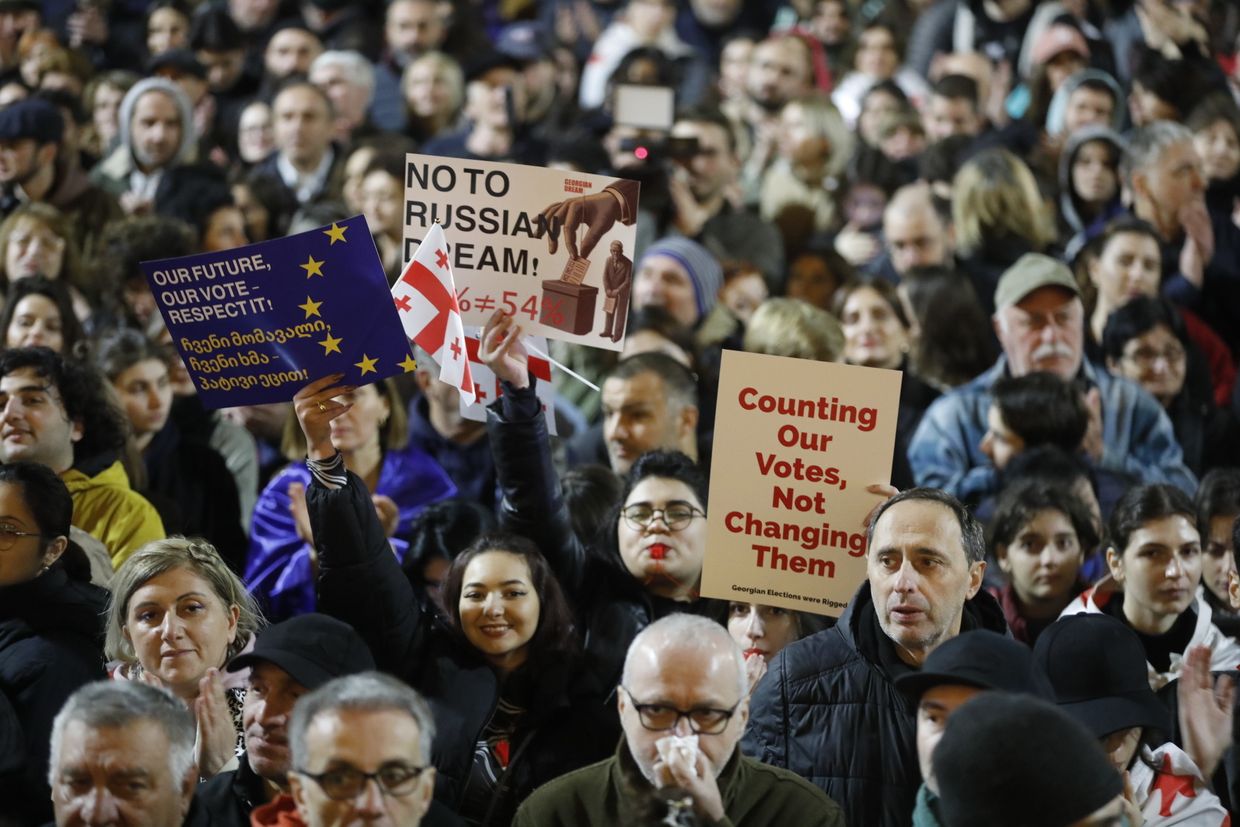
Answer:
[
  {"left": 637, "top": 237, "right": 723, "bottom": 322},
  {"left": 934, "top": 693, "right": 1123, "bottom": 827}
]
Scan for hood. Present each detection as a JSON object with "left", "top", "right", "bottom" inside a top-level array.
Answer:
[
  {"left": 1058, "top": 124, "right": 1127, "bottom": 233},
  {"left": 115, "top": 77, "right": 196, "bottom": 169},
  {"left": 1045, "top": 68, "right": 1125, "bottom": 137},
  {"left": 0, "top": 562, "right": 108, "bottom": 645}
]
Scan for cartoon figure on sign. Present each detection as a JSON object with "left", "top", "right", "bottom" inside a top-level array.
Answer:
[
  {"left": 535, "top": 180, "right": 639, "bottom": 337},
  {"left": 601, "top": 240, "right": 632, "bottom": 342}
]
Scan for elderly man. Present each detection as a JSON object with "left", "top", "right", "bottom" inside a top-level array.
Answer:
[
  {"left": 308, "top": 50, "right": 377, "bottom": 145},
  {"left": 50, "top": 681, "right": 198, "bottom": 827},
  {"left": 91, "top": 77, "right": 195, "bottom": 214},
  {"left": 288, "top": 672, "right": 440, "bottom": 827},
  {"left": 743, "top": 487, "right": 1005, "bottom": 827},
  {"left": 192, "top": 613, "right": 377, "bottom": 826},
  {"left": 515, "top": 614, "right": 843, "bottom": 826},
  {"left": 252, "top": 80, "right": 343, "bottom": 207},
  {"left": 908, "top": 253, "right": 1195, "bottom": 507},
  {"left": 1126, "top": 120, "right": 1240, "bottom": 355}
]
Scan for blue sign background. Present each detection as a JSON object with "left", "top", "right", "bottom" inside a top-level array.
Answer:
[{"left": 142, "top": 214, "right": 414, "bottom": 408}]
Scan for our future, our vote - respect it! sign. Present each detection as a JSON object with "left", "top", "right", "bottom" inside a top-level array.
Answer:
[
  {"left": 143, "top": 215, "right": 414, "bottom": 408},
  {"left": 700, "top": 351, "right": 903, "bottom": 617}
]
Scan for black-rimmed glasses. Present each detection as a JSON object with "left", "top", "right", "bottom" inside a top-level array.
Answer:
[
  {"left": 621, "top": 503, "right": 706, "bottom": 532},
  {"left": 294, "top": 763, "right": 430, "bottom": 800},
  {"left": 619, "top": 686, "right": 742, "bottom": 735}
]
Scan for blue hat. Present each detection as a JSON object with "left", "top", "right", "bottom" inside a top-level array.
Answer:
[
  {"left": 0, "top": 98, "right": 63, "bottom": 144},
  {"left": 638, "top": 237, "right": 723, "bottom": 322}
]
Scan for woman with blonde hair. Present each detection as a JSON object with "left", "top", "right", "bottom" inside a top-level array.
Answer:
[
  {"left": 402, "top": 51, "right": 464, "bottom": 144},
  {"left": 952, "top": 148, "right": 1057, "bottom": 314},
  {"left": 743, "top": 297, "right": 845, "bottom": 363},
  {"left": 760, "top": 95, "right": 854, "bottom": 234},
  {"left": 106, "top": 537, "right": 264, "bottom": 778}
]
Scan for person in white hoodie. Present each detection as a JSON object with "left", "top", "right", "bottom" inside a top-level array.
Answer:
[{"left": 1060, "top": 484, "right": 1240, "bottom": 692}]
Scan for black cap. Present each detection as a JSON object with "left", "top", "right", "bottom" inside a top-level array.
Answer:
[
  {"left": 463, "top": 50, "right": 522, "bottom": 83},
  {"left": 934, "top": 693, "right": 1124, "bottom": 827},
  {"left": 0, "top": 98, "right": 63, "bottom": 144},
  {"left": 495, "top": 22, "right": 554, "bottom": 63},
  {"left": 147, "top": 48, "right": 208, "bottom": 80},
  {"left": 894, "top": 629, "right": 1055, "bottom": 701},
  {"left": 1033, "top": 614, "right": 1171, "bottom": 738},
  {"left": 227, "top": 613, "right": 375, "bottom": 690}
]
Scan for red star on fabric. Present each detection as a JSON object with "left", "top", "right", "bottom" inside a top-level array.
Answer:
[{"left": 1152, "top": 754, "right": 1197, "bottom": 816}]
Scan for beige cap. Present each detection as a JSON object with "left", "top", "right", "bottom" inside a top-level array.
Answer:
[{"left": 993, "top": 253, "right": 1081, "bottom": 311}]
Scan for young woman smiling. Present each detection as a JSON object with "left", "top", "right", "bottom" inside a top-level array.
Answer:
[{"left": 293, "top": 375, "right": 616, "bottom": 826}]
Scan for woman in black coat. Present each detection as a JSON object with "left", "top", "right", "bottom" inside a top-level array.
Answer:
[
  {"left": 295, "top": 375, "right": 617, "bottom": 827},
  {"left": 0, "top": 462, "right": 107, "bottom": 825}
]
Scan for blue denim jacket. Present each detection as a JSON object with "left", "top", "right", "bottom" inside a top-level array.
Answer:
[{"left": 907, "top": 357, "right": 1196, "bottom": 504}]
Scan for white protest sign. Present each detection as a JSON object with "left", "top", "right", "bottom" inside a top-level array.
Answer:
[
  {"left": 403, "top": 155, "right": 639, "bottom": 351},
  {"left": 701, "top": 351, "right": 903, "bottom": 616}
]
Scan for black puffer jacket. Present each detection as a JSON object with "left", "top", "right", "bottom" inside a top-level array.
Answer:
[
  {"left": 742, "top": 582, "right": 1008, "bottom": 827},
  {"left": 308, "top": 471, "right": 616, "bottom": 826},
  {"left": 0, "top": 562, "right": 107, "bottom": 825},
  {"left": 489, "top": 378, "right": 722, "bottom": 688}
]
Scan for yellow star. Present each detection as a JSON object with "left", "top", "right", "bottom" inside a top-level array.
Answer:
[
  {"left": 298, "top": 296, "right": 323, "bottom": 318},
  {"left": 318, "top": 333, "right": 342, "bottom": 355},
  {"left": 301, "top": 255, "right": 325, "bottom": 278},
  {"left": 324, "top": 222, "right": 348, "bottom": 245},
  {"left": 398, "top": 353, "right": 418, "bottom": 373},
  {"left": 355, "top": 354, "right": 378, "bottom": 375}
]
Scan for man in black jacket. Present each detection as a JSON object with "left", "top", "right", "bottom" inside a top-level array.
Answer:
[
  {"left": 192, "top": 613, "right": 376, "bottom": 825},
  {"left": 742, "top": 487, "right": 1008, "bottom": 827}
]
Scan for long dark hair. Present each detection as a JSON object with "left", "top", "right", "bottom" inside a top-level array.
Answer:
[
  {"left": 1109, "top": 484, "right": 1196, "bottom": 554},
  {"left": 441, "top": 532, "right": 577, "bottom": 668},
  {"left": 0, "top": 275, "right": 87, "bottom": 359}
]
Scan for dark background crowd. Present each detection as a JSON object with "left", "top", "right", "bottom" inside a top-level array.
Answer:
[{"left": 2, "top": 0, "right": 1240, "bottom": 825}]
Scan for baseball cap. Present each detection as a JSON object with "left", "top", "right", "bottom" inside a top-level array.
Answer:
[
  {"left": 993, "top": 253, "right": 1081, "bottom": 311},
  {"left": 227, "top": 613, "right": 375, "bottom": 690},
  {"left": 0, "top": 98, "right": 63, "bottom": 144},
  {"left": 895, "top": 629, "right": 1055, "bottom": 701}
]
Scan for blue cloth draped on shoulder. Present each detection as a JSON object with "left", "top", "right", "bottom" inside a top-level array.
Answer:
[{"left": 245, "top": 445, "right": 457, "bottom": 621}]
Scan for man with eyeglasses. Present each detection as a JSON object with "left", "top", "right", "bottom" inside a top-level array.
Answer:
[
  {"left": 909, "top": 252, "right": 1195, "bottom": 513},
  {"left": 287, "top": 672, "right": 457, "bottom": 827},
  {"left": 514, "top": 614, "right": 843, "bottom": 826}
]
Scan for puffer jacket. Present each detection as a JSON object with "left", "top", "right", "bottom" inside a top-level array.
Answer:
[
  {"left": 0, "top": 563, "right": 107, "bottom": 825},
  {"left": 488, "top": 377, "right": 723, "bottom": 689},
  {"left": 742, "top": 581, "right": 1008, "bottom": 827},
  {"left": 307, "top": 469, "right": 616, "bottom": 826}
]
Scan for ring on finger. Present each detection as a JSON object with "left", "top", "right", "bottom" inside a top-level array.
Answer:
[{"left": 317, "top": 402, "right": 326, "bottom": 412}]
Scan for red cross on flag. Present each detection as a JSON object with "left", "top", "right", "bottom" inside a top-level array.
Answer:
[{"left": 392, "top": 223, "right": 476, "bottom": 404}]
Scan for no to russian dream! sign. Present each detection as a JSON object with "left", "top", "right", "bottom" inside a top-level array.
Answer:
[
  {"left": 403, "top": 154, "right": 639, "bottom": 351},
  {"left": 700, "top": 351, "right": 903, "bottom": 617}
]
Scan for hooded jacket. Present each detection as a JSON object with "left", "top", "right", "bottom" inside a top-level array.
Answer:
[
  {"left": 1060, "top": 577, "right": 1240, "bottom": 690},
  {"left": 92, "top": 77, "right": 196, "bottom": 194},
  {"left": 742, "top": 581, "right": 1009, "bottom": 827},
  {"left": 1045, "top": 69, "right": 1126, "bottom": 138},
  {"left": 1058, "top": 125, "right": 1127, "bottom": 258},
  {"left": 0, "top": 563, "right": 107, "bottom": 824}
]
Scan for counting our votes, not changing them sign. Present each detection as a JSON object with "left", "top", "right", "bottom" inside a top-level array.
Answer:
[
  {"left": 403, "top": 155, "right": 639, "bottom": 351},
  {"left": 143, "top": 215, "right": 414, "bottom": 408},
  {"left": 700, "top": 351, "right": 903, "bottom": 616}
]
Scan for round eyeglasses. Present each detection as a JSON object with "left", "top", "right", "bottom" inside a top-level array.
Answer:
[{"left": 621, "top": 503, "right": 706, "bottom": 532}]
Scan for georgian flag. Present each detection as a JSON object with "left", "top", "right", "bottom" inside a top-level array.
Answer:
[{"left": 392, "top": 223, "right": 476, "bottom": 404}]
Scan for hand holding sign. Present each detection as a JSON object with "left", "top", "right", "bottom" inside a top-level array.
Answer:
[
  {"left": 293, "top": 374, "right": 355, "bottom": 461},
  {"left": 536, "top": 190, "right": 623, "bottom": 261},
  {"left": 479, "top": 309, "right": 531, "bottom": 390}
]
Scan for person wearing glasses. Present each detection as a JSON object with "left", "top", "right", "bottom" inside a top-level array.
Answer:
[
  {"left": 479, "top": 309, "right": 723, "bottom": 693},
  {"left": 1102, "top": 296, "right": 1240, "bottom": 477},
  {"left": 515, "top": 614, "right": 844, "bottom": 826},
  {"left": 286, "top": 673, "right": 441, "bottom": 827},
  {"left": 292, "top": 375, "right": 616, "bottom": 826},
  {"left": 0, "top": 461, "right": 107, "bottom": 825}
]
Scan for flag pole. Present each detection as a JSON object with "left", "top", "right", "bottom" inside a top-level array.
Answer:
[{"left": 525, "top": 340, "right": 601, "bottom": 393}]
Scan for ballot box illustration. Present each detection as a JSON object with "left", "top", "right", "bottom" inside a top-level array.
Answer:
[{"left": 541, "top": 278, "right": 597, "bottom": 335}]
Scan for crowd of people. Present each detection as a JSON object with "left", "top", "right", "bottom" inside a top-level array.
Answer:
[{"left": 2, "top": 0, "right": 1240, "bottom": 824}]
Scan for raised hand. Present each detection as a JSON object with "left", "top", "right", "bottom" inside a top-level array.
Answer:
[
  {"left": 292, "top": 374, "right": 355, "bottom": 461},
  {"left": 479, "top": 309, "right": 530, "bottom": 390}
]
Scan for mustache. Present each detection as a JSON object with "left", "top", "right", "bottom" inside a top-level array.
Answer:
[{"left": 1031, "top": 343, "right": 1076, "bottom": 362}]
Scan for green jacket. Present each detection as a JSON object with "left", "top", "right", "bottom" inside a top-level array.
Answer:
[{"left": 513, "top": 741, "right": 845, "bottom": 827}]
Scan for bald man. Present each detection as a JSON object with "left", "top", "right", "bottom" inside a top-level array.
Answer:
[
  {"left": 872, "top": 183, "right": 955, "bottom": 281},
  {"left": 514, "top": 614, "right": 843, "bottom": 826}
]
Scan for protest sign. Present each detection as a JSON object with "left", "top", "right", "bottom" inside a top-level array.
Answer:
[
  {"left": 144, "top": 215, "right": 413, "bottom": 408},
  {"left": 403, "top": 154, "right": 639, "bottom": 351},
  {"left": 700, "top": 351, "right": 903, "bottom": 616},
  {"left": 457, "top": 331, "right": 557, "bottom": 435}
]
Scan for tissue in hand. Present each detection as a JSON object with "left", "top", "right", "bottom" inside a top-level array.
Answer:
[{"left": 655, "top": 734, "right": 701, "bottom": 782}]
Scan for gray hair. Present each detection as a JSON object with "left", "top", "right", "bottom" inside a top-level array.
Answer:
[
  {"left": 290, "top": 672, "right": 436, "bottom": 768},
  {"left": 310, "top": 50, "right": 376, "bottom": 106},
  {"left": 1121, "top": 120, "right": 1195, "bottom": 187},
  {"left": 623, "top": 613, "right": 747, "bottom": 699},
  {"left": 49, "top": 681, "right": 196, "bottom": 786},
  {"left": 865, "top": 487, "right": 986, "bottom": 565}
]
